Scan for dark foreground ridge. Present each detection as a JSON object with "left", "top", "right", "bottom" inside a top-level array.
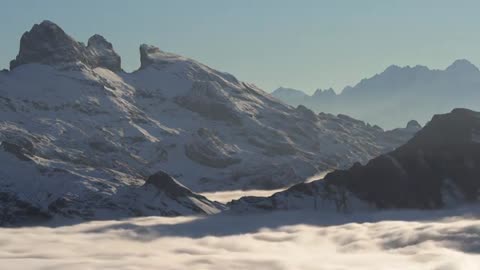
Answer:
[{"left": 230, "top": 108, "right": 480, "bottom": 212}]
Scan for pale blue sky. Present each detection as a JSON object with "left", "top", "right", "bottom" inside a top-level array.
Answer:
[{"left": 1, "top": 0, "right": 479, "bottom": 93}]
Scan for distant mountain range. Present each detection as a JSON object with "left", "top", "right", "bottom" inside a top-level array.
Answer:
[
  {"left": 230, "top": 108, "right": 480, "bottom": 212},
  {"left": 272, "top": 59, "right": 480, "bottom": 129}
]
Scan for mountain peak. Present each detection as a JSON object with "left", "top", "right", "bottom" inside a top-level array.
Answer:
[
  {"left": 37, "top": 20, "right": 62, "bottom": 30},
  {"left": 10, "top": 20, "right": 122, "bottom": 72},
  {"left": 406, "top": 120, "right": 421, "bottom": 130},
  {"left": 312, "top": 88, "right": 336, "bottom": 99},
  {"left": 87, "top": 34, "right": 122, "bottom": 71},
  {"left": 139, "top": 44, "right": 183, "bottom": 69},
  {"left": 384, "top": 64, "right": 402, "bottom": 73},
  {"left": 445, "top": 59, "right": 479, "bottom": 75},
  {"left": 10, "top": 20, "right": 88, "bottom": 70},
  {"left": 404, "top": 108, "right": 480, "bottom": 149}
]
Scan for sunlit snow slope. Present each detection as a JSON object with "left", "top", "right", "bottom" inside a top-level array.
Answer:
[{"left": 0, "top": 21, "right": 418, "bottom": 223}]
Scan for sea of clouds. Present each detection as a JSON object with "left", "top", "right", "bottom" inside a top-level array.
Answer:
[{"left": 1, "top": 205, "right": 479, "bottom": 270}]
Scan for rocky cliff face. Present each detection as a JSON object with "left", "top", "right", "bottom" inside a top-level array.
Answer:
[
  {"left": 230, "top": 109, "right": 480, "bottom": 212},
  {"left": 10, "top": 20, "right": 121, "bottom": 71}
]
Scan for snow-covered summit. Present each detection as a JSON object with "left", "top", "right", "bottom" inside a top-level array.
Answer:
[{"left": 0, "top": 21, "right": 419, "bottom": 224}]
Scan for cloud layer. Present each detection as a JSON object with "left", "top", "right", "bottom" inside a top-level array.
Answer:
[{"left": 1, "top": 208, "right": 479, "bottom": 270}]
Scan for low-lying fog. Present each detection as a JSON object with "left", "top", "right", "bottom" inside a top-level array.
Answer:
[
  {"left": 2, "top": 206, "right": 479, "bottom": 270},
  {"left": 200, "top": 171, "right": 331, "bottom": 203}
]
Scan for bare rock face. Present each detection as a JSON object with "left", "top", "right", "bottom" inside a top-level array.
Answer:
[
  {"left": 144, "top": 171, "right": 197, "bottom": 198},
  {"left": 87, "top": 34, "right": 122, "bottom": 72},
  {"left": 10, "top": 20, "right": 92, "bottom": 70},
  {"left": 10, "top": 20, "right": 121, "bottom": 72}
]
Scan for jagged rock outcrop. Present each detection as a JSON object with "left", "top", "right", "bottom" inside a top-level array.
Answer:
[
  {"left": 140, "top": 171, "right": 225, "bottom": 215},
  {"left": 10, "top": 20, "right": 92, "bottom": 70},
  {"left": 312, "top": 88, "right": 336, "bottom": 100},
  {"left": 230, "top": 109, "right": 480, "bottom": 212},
  {"left": 87, "top": 34, "right": 122, "bottom": 71},
  {"left": 10, "top": 20, "right": 121, "bottom": 71}
]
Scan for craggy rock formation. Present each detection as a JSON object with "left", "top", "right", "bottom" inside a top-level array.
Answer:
[{"left": 10, "top": 20, "right": 121, "bottom": 71}]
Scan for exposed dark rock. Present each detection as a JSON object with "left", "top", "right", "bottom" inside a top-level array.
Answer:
[
  {"left": 144, "top": 171, "right": 196, "bottom": 198},
  {"left": 325, "top": 108, "right": 480, "bottom": 209},
  {"left": 10, "top": 20, "right": 122, "bottom": 71},
  {"left": 139, "top": 44, "right": 160, "bottom": 69},
  {"left": 1, "top": 141, "right": 33, "bottom": 161},
  {"left": 10, "top": 20, "right": 93, "bottom": 70},
  {"left": 231, "top": 108, "right": 480, "bottom": 212},
  {"left": 87, "top": 34, "right": 122, "bottom": 72},
  {"left": 0, "top": 192, "right": 50, "bottom": 226}
]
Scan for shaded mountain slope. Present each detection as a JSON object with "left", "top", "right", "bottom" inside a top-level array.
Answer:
[{"left": 229, "top": 109, "right": 480, "bottom": 212}]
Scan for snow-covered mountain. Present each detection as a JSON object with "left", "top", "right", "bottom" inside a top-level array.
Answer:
[
  {"left": 0, "top": 21, "right": 418, "bottom": 224},
  {"left": 272, "top": 60, "right": 480, "bottom": 129},
  {"left": 229, "top": 108, "right": 480, "bottom": 213}
]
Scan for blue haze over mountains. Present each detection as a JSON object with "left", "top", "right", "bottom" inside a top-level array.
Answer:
[{"left": 272, "top": 59, "right": 480, "bottom": 129}]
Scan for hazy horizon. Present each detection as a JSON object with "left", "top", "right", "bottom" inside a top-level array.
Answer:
[{"left": 3, "top": 0, "right": 480, "bottom": 94}]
